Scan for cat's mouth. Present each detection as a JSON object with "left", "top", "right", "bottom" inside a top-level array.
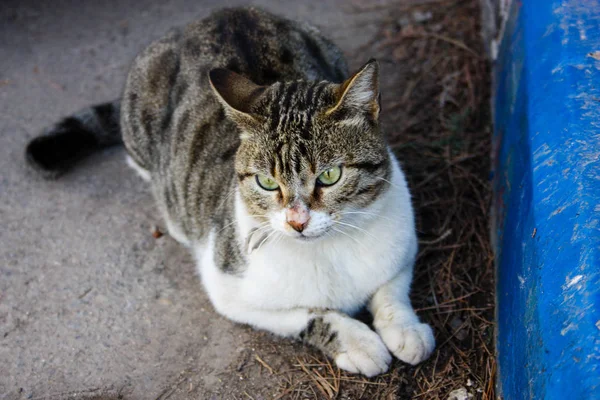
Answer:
[
  {"left": 292, "top": 230, "right": 328, "bottom": 242},
  {"left": 296, "top": 234, "right": 320, "bottom": 242}
]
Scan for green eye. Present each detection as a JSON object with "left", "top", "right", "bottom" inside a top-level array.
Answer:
[
  {"left": 317, "top": 166, "right": 342, "bottom": 186},
  {"left": 256, "top": 174, "right": 279, "bottom": 191}
]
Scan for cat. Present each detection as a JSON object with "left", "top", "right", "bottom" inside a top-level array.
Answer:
[{"left": 25, "top": 7, "right": 435, "bottom": 377}]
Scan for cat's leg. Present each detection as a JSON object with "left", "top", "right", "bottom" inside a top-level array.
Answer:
[
  {"left": 198, "top": 234, "right": 389, "bottom": 376},
  {"left": 215, "top": 304, "right": 391, "bottom": 377},
  {"left": 125, "top": 154, "right": 191, "bottom": 246},
  {"left": 164, "top": 215, "right": 191, "bottom": 247},
  {"left": 368, "top": 269, "right": 435, "bottom": 365},
  {"left": 126, "top": 155, "right": 151, "bottom": 182}
]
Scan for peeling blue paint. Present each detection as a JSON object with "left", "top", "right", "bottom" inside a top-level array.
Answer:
[{"left": 493, "top": 1, "right": 600, "bottom": 399}]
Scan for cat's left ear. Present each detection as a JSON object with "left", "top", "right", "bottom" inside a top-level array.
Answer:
[
  {"left": 208, "top": 68, "right": 265, "bottom": 126},
  {"left": 326, "top": 59, "right": 380, "bottom": 122}
]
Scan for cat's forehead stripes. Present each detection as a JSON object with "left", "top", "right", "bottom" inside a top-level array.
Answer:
[
  {"left": 271, "top": 139, "right": 312, "bottom": 184},
  {"left": 248, "top": 80, "right": 332, "bottom": 183},
  {"left": 262, "top": 80, "right": 334, "bottom": 135}
]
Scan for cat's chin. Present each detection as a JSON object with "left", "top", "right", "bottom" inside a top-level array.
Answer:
[{"left": 292, "top": 232, "right": 327, "bottom": 243}]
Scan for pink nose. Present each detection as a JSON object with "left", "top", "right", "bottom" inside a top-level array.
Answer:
[{"left": 286, "top": 203, "right": 310, "bottom": 233}]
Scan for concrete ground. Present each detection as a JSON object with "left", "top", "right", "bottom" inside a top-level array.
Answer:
[{"left": 0, "top": 1, "right": 384, "bottom": 399}]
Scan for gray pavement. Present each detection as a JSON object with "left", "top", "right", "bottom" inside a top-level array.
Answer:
[{"left": 0, "top": 1, "right": 383, "bottom": 398}]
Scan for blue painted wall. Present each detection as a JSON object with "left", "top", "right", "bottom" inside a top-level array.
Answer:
[{"left": 493, "top": 1, "right": 600, "bottom": 398}]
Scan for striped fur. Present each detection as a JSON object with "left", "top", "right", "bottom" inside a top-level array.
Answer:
[
  {"left": 25, "top": 7, "right": 435, "bottom": 376},
  {"left": 26, "top": 101, "right": 121, "bottom": 178}
]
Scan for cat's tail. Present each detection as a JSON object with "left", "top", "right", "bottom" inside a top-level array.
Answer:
[{"left": 25, "top": 100, "right": 122, "bottom": 179}]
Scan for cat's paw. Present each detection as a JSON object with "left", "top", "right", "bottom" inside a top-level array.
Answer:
[
  {"left": 377, "top": 322, "right": 435, "bottom": 365},
  {"left": 333, "top": 318, "right": 391, "bottom": 377}
]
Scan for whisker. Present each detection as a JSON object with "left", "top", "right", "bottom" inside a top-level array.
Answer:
[
  {"left": 242, "top": 221, "right": 270, "bottom": 236},
  {"left": 252, "top": 223, "right": 271, "bottom": 233},
  {"left": 256, "top": 229, "right": 279, "bottom": 253},
  {"left": 333, "top": 221, "right": 379, "bottom": 241},
  {"left": 245, "top": 223, "right": 271, "bottom": 252},
  {"left": 274, "top": 232, "right": 284, "bottom": 247},
  {"left": 248, "top": 223, "right": 271, "bottom": 240},
  {"left": 253, "top": 221, "right": 271, "bottom": 227},
  {"left": 337, "top": 211, "right": 397, "bottom": 223},
  {"left": 217, "top": 220, "right": 238, "bottom": 233},
  {"left": 332, "top": 227, "right": 366, "bottom": 251},
  {"left": 375, "top": 176, "right": 402, "bottom": 190},
  {"left": 216, "top": 186, "right": 237, "bottom": 211},
  {"left": 218, "top": 213, "right": 269, "bottom": 234}
]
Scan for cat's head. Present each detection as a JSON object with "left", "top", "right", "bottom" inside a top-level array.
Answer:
[{"left": 209, "top": 60, "right": 392, "bottom": 241}]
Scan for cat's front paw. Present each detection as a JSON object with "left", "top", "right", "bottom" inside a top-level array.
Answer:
[
  {"left": 333, "top": 318, "right": 391, "bottom": 377},
  {"left": 378, "top": 322, "right": 435, "bottom": 365}
]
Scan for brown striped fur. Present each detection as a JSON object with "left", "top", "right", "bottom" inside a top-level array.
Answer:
[{"left": 25, "top": 7, "right": 396, "bottom": 356}]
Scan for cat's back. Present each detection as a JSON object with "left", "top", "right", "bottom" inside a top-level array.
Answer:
[
  {"left": 182, "top": 7, "right": 348, "bottom": 84},
  {"left": 122, "top": 6, "right": 348, "bottom": 168},
  {"left": 125, "top": 7, "right": 349, "bottom": 105}
]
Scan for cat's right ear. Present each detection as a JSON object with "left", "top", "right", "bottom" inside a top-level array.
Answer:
[
  {"left": 208, "top": 69, "right": 265, "bottom": 128},
  {"left": 326, "top": 59, "right": 380, "bottom": 123}
]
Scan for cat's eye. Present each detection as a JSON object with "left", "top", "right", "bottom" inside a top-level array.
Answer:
[
  {"left": 317, "top": 166, "right": 342, "bottom": 186},
  {"left": 256, "top": 174, "right": 280, "bottom": 191}
]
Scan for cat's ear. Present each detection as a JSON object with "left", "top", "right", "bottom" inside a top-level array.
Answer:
[
  {"left": 326, "top": 59, "right": 380, "bottom": 121},
  {"left": 208, "top": 68, "right": 265, "bottom": 125}
]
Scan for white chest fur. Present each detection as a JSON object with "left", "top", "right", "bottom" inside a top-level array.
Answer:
[
  {"left": 241, "top": 222, "right": 409, "bottom": 313},
  {"left": 195, "top": 159, "right": 417, "bottom": 316}
]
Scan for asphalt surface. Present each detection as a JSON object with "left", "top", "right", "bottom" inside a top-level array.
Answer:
[{"left": 0, "top": 1, "right": 382, "bottom": 398}]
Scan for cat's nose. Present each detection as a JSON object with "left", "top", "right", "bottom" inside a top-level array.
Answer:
[
  {"left": 286, "top": 203, "right": 310, "bottom": 233},
  {"left": 288, "top": 220, "right": 308, "bottom": 232}
]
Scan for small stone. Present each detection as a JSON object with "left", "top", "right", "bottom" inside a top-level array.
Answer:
[
  {"left": 450, "top": 316, "right": 468, "bottom": 341},
  {"left": 447, "top": 387, "right": 473, "bottom": 400},
  {"left": 396, "top": 16, "right": 411, "bottom": 27},
  {"left": 151, "top": 227, "right": 164, "bottom": 239},
  {"left": 412, "top": 10, "right": 432, "bottom": 23},
  {"left": 157, "top": 297, "right": 172, "bottom": 306}
]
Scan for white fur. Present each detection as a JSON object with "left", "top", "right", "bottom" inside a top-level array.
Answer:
[
  {"left": 165, "top": 215, "right": 191, "bottom": 247},
  {"left": 224, "top": 159, "right": 416, "bottom": 314},
  {"left": 129, "top": 151, "right": 435, "bottom": 375},
  {"left": 369, "top": 270, "right": 436, "bottom": 365},
  {"left": 192, "top": 157, "right": 434, "bottom": 375},
  {"left": 344, "top": 73, "right": 376, "bottom": 108},
  {"left": 328, "top": 312, "right": 391, "bottom": 377},
  {"left": 268, "top": 206, "right": 332, "bottom": 239},
  {"left": 126, "top": 155, "right": 151, "bottom": 181}
]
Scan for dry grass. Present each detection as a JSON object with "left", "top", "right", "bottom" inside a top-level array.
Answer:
[
  {"left": 40, "top": 1, "right": 494, "bottom": 398},
  {"left": 254, "top": 0, "right": 495, "bottom": 399}
]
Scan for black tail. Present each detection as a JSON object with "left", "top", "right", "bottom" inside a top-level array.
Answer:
[{"left": 25, "top": 100, "right": 122, "bottom": 179}]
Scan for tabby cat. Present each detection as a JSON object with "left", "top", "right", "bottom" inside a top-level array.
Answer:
[{"left": 25, "top": 7, "right": 434, "bottom": 376}]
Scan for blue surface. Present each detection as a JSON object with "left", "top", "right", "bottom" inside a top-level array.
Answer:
[{"left": 493, "top": 1, "right": 600, "bottom": 398}]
